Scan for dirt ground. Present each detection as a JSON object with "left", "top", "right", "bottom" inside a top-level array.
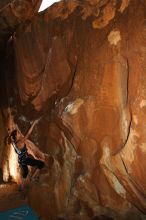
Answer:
[{"left": 0, "top": 182, "right": 27, "bottom": 212}]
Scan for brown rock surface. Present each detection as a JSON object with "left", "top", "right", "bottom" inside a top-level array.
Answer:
[
  {"left": 0, "top": 183, "right": 26, "bottom": 212},
  {"left": 0, "top": 0, "right": 146, "bottom": 219},
  {"left": 0, "top": 0, "right": 42, "bottom": 53}
]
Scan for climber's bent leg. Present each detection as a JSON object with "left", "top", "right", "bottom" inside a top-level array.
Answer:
[
  {"left": 24, "top": 156, "right": 45, "bottom": 181},
  {"left": 19, "top": 163, "right": 29, "bottom": 178}
]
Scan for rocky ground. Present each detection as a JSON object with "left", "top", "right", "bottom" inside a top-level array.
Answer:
[{"left": 0, "top": 182, "right": 26, "bottom": 212}]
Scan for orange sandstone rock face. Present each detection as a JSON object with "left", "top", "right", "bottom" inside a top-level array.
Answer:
[{"left": 1, "top": 0, "right": 146, "bottom": 219}]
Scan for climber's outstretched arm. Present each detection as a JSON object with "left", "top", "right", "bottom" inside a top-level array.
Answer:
[
  {"left": 23, "top": 117, "right": 41, "bottom": 141},
  {"left": 26, "top": 140, "right": 46, "bottom": 162}
]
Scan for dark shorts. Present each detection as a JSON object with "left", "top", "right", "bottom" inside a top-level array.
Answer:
[{"left": 19, "top": 156, "right": 45, "bottom": 178}]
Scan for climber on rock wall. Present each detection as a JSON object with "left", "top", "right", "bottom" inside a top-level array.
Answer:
[
  {"left": 10, "top": 120, "right": 45, "bottom": 183},
  {"left": 5, "top": 108, "right": 54, "bottom": 191},
  {"left": 7, "top": 117, "right": 45, "bottom": 190}
]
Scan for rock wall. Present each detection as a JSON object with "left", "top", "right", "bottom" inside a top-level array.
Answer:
[
  {"left": 0, "top": 0, "right": 43, "bottom": 182},
  {"left": 1, "top": 0, "right": 146, "bottom": 219}
]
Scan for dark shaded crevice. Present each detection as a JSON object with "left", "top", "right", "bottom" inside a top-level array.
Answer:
[
  {"left": 120, "top": 58, "right": 132, "bottom": 150},
  {"left": 120, "top": 155, "right": 129, "bottom": 176},
  {"left": 122, "top": 110, "right": 132, "bottom": 148},
  {"left": 63, "top": 59, "right": 78, "bottom": 99},
  {"left": 125, "top": 58, "right": 130, "bottom": 106},
  {"left": 113, "top": 57, "right": 132, "bottom": 156},
  {"left": 113, "top": 110, "right": 132, "bottom": 156}
]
